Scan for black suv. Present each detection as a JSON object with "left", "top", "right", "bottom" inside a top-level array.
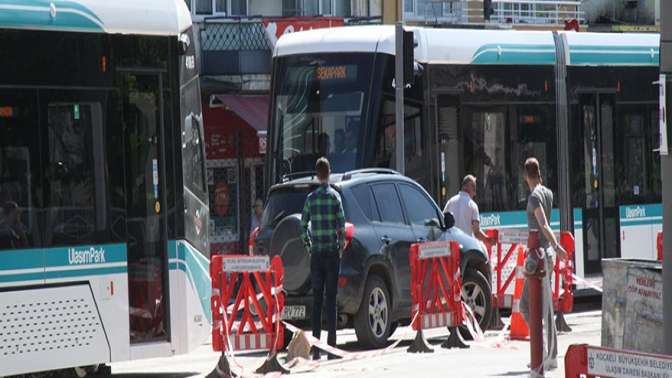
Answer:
[{"left": 251, "top": 169, "right": 492, "bottom": 348}]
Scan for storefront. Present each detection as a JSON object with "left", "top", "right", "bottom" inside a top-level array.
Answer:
[{"left": 204, "top": 95, "right": 267, "bottom": 255}]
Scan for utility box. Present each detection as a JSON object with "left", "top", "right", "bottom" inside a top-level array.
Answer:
[{"left": 601, "top": 259, "right": 664, "bottom": 354}]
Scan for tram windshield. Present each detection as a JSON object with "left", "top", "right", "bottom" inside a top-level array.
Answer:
[{"left": 271, "top": 53, "right": 373, "bottom": 177}]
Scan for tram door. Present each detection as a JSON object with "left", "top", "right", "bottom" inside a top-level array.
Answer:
[
  {"left": 578, "top": 93, "right": 620, "bottom": 274},
  {"left": 117, "top": 71, "right": 170, "bottom": 342}
]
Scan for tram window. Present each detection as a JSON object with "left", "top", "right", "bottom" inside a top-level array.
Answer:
[
  {"left": 372, "top": 98, "right": 424, "bottom": 172},
  {"left": 463, "top": 105, "right": 556, "bottom": 212},
  {"left": 615, "top": 106, "right": 662, "bottom": 204},
  {"left": 45, "top": 103, "right": 100, "bottom": 246},
  {"left": 181, "top": 79, "right": 207, "bottom": 197},
  {"left": 0, "top": 92, "right": 40, "bottom": 249}
]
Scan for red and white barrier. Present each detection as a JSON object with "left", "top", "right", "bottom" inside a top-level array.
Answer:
[
  {"left": 407, "top": 240, "right": 466, "bottom": 351},
  {"left": 410, "top": 240, "right": 463, "bottom": 331},
  {"left": 485, "top": 229, "right": 575, "bottom": 314},
  {"left": 565, "top": 344, "right": 672, "bottom": 378},
  {"left": 211, "top": 255, "right": 285, "bottom": 353}
]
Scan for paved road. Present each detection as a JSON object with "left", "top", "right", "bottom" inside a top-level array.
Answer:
[{"left": 111, "top": 309, "right": 601, "bottom": 377}]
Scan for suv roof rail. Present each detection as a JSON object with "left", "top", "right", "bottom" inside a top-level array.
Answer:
[
  {"left": 281, "top": 171, "right": 317, "bottom": 183},
  {"left": 341, "top": 168, "right": 400, "bottom": 181}
]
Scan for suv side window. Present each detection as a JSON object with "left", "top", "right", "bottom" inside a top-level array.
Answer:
[
  {"left": 371, "top": 183, "right": 405, "bottom": 224},
  {"left": 398, "top": 184, "right": 440, "bottom": 226},
  {"left": 351, "top": 184, "right": 380, "bottom": 222}
]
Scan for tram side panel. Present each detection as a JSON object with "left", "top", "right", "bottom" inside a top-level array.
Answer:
[
  {"left": 0, "top": 244, "right": 131, "bottom": 376},
  {"left": 168, "top": 240, "right": 211, "bottom": 355}
]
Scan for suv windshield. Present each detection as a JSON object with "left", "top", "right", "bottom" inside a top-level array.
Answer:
[
  {"left": 271, "top": 53, "right": 374, "bottom": 180},
  {"left": 261, "top": 188, "right": 313, "bottom": 228}
]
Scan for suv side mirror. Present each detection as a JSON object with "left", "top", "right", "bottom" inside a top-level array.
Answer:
[
  {"left": 424, "top": 218, "right": 441, "bottom": 229},
  {"left": 443, "top": 211, "right": 455, "bottom": 230}
]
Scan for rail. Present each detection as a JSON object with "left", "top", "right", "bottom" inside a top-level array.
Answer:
[{"left": 490, "top": 0, "right": 585, "bottom": 25}]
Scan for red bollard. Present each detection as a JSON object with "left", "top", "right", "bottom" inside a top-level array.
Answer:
[{"left": 524, "top": 231, "right": 545, "bottom": 377}]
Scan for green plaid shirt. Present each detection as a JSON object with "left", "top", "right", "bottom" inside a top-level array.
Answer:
[{"left": 301, "top": 184, "right": 346, "bottom": 254}]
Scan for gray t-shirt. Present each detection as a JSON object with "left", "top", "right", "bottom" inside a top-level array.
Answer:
[{"left": 526, "top": 185, "right": 553, "bottom": 248}]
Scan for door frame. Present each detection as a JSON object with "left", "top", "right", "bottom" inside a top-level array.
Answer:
[
  {"left": 117, "top": 68, "right": 172, "bottom": 342},
  {"left": 575, "top": 89, "right": 621, "bottom": 274}
]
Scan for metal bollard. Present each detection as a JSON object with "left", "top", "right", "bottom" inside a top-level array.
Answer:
[{"left": 524, "top": 231, "right": 545, "bottom": 377}]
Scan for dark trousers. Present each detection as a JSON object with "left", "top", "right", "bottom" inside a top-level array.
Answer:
[{"left": 311, "top": 252, "right": 340, "bottom": 349}]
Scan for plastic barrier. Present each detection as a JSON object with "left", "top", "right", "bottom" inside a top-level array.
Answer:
[
  {"left": 565, "top": 344, "right": 672, "bottom": 378},
  {"left": 485, "top": 229, "right": 575, "bottom": 314},
  {"left": 210, "top": 254, "right": 287, "bottom": 376},
  {"left": 407, "top": 240, "right": 465, "bottom": 352},
  {"left": 657, "top": 231, "right": 663, "bottom": 261},
  {"left": 485, "top": 229, "right": 523, "bottom": 310}
]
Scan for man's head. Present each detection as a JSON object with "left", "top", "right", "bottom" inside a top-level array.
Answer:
[
  {"left": 253, "top": 198, "right": 264, "bottom": 217},
  {"left": 461, "top": 175, "right": 477, "bottom": 198},
  {"left": 1, "top": 201, "right": 20, "bottom": 224},
  {"left": 214, "top": 182, "right": 230, "bottom": 218},
  {"left": 315, "top": 157, "right": 331, "bottom": 184},
  {"left": 524, "top": 157, "right": 542, "bottom": 186}
]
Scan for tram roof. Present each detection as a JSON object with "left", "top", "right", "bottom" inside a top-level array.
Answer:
[
  {"left": 0, "top": 0, "right": 192, "bottom": 36},
  {"left": 273, "top": 25, "right": 660, "bottom": 67}
]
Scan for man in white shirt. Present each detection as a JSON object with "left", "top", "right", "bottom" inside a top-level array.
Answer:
[{"left": 444, "top": 175, "right": 493, "bottom": 244}]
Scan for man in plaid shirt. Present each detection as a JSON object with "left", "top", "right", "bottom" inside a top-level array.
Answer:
[{"left": 301, "top": 157, "right": 345, "bottom": 360}]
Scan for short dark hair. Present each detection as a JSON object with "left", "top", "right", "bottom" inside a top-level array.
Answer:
[
  {"left": 524, "top": 157, "right": 541, "bottom": 180},
  {"left": 315, "top": 157, "right": 331, "bottom": 180}
]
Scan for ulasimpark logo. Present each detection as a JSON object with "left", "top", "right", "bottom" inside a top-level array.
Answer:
[
  {"left": 68, "top": 247, "right": 106, "bottom": 265},
  {"left": 625, "top": 206, "right": 646, "bottom": 219},
  {"left": 480, "top": 214, "right": 501, "bottom": 227}
]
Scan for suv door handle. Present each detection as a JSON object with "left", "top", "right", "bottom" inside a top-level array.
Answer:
[{"left": 381, "top": 236, "right": 391, "bottom": 245}]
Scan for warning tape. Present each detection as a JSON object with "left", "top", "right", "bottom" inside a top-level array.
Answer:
[{"left": 571, "top": 274, "right": 603, "bottom": 293}]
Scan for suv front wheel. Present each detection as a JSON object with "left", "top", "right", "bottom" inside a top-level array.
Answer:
[
  {"left": 461, "top": 269, "right": 492, "bottom": 331},
  {"left": 354, "top": 275, "right": 391, "bottom": 349}
]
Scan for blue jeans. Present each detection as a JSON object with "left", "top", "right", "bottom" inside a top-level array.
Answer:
[{"left": 311, "top": 252, "right": 340, "bottom": 349}]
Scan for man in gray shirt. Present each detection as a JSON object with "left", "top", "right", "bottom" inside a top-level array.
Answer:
[{"left": 519, "top": 157, "right": 567, "bottom": 372}]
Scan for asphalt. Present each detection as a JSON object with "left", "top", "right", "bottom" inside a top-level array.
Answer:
[{"left": 110, "top": 308, "right": 602, "bottom": 378}]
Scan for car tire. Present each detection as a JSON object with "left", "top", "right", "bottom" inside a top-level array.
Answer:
[
  {"left": 461, "top": 269, "right": 492, "bottom": 333},
  {"left": 354, "top": 275, "right": 391, "bottom": 349},
  {"left": 388, "top": 321, "right": 399, "bottom": 337}
]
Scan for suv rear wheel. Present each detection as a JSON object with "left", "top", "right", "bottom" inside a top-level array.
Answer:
[{"left": 354, "top": 275, "right": 390, "bottom": 349}]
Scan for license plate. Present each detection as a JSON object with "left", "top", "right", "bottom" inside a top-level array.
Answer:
[{"left": 281, "top": 305, "right": 306, "bottom": 320}]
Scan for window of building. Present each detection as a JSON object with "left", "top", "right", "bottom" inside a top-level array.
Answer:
[
  {"left": 193, "top": 0, "right": 246, "bottom": 16},
  {"left": 404, "top": 0, "right": 414, "bottom": 13}
]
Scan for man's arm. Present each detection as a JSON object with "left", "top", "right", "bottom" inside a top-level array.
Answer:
[
  {"left": 533, "top": 206, "right": 567, "bottom": 260},
  {"left": 335, "top": 193, "right": 346, "bottom": 252},
  {"left": 470, "top": 202, "right": 494, "bottom": 244},
  {"left": 471, "top": 220, "right": 493, "bottom": 244},
  {"left": 301, "top": 198, "right": 312, "bottom": 249}
]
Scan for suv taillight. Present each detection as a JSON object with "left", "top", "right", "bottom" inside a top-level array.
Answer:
[
  {"left": 248, "top": 227, "right": 260, "bottom": 256},
  {"left": 343, "top": 222, "right": 355, "bottom": 251}
]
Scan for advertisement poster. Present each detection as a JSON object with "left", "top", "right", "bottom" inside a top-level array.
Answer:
[{"left": 207, "top": 160, "right": 239, "bottom": 249}]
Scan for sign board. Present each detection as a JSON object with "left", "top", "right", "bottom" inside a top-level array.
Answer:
[
  {"left": 660, "top": 74, "right": 669, "bottom": 155},
  {"left": 418, "top": 242, "right": 452, "bottom": 260},
  {"left": 587, "top": 346, "right": 672, "bottom": 378},
  {"left": 262, "top": 17, "right": 344, "bottom": 47},
  {"left": 222, "top": 256, "right": 270, "bottom": 272}
]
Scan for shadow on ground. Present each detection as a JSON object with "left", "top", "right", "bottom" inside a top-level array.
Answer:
[{"left": 113, "top": 374, "right": 197, "bottom": 378}]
